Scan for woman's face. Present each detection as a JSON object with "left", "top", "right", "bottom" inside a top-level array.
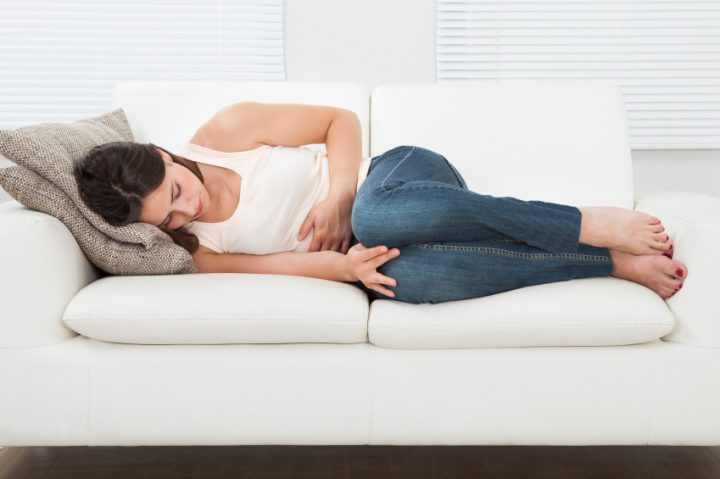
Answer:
[{"left": 139, "top": 148, "right": 208, "bottom": 230}]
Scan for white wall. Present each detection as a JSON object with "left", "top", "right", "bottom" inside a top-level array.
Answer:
[
  {"left": 285, "top": 0, "right": 436, "bottom": 90},
  {"left": 1, "top": 0, "right": 718, "bottom": 202}
]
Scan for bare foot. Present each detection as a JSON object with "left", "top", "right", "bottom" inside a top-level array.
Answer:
[
  {"left": 579, "top": 206, "right": 672, "bottom": 255},
  {"left": 610, "top": 249, "right": 687, "bottom": 299}
]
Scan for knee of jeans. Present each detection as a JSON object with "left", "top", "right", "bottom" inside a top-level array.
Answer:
[
  {"left": 351, "top": 207, "right": 370, "bottom": 246},
  {"left": 449, "top": 164, "right": 467, "bottom": 189},
  {"left": 351, "top": 209, "right": 383, "bottom": 248},
  {"left": 379, "top": 145, "right": 415, "bottom": 159},
  {"left": 439, "top": 156, "right": 467, "bottom": 189},
  {"left": 391, "top": 145, "right": 415, "bottom": 152}
]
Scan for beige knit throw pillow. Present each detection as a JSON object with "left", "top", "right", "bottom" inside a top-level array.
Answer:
[
  {"left": 0, "top": 166, "right": 197, "bottom": 275},
  {"left": 0, "top": 109, "right": 197, "bottom": 275}
]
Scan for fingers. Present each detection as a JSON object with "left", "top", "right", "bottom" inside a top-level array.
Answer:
[
  {"left": 363, "top": 245, "right": 398, "bottom": 258},
  {"left": 369, "top": 274, "right": 397, "bottom": 297},
  {"left": 368, "top": 250, "right": 400, "bottom": 297},
  {"left": 358, "top": 246, "right": 401, "bottom": 271},
  {"left": 373, "top": 285, "right": 396, "bottom": 298},
  {"left": 355, "top": 244, "right": 390, "bottom": 261},
  {"left": 369, "top": 248, "right": 400, "bottom": 268},
  {"left": 362, "top": 244, "right": 390, "bottom": 258},
  {"left": 355, "top": 244, "right": 401, "bottom": 298},
  {"left": 374, "top": 273, "right": 397, "bottom": 288}
]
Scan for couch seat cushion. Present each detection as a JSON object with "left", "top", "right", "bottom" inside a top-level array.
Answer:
[
  {"left": 63, "top": 274, "right": 369, "bottom": 344},
  {"left": 368, "top": 278, "right": 675, "bottom": 349}
]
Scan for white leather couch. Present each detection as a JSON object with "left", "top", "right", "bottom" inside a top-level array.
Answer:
[{"left": 2, "top": 80, "right": 720, "bottom": 446}]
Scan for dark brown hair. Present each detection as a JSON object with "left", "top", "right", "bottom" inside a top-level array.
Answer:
[{"left": 73, "top": 141, "right": 205, "bottom": 254}]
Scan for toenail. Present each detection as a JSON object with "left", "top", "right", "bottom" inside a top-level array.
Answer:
[
  {"left": 679, "top": 283, "right": 683, "bottom": 289},
  {"left": 676, "top": 268, "right": 684, "bottom": 277}
]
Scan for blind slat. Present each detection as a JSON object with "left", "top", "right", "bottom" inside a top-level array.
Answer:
[
  {"left": 0, "top": 0, "right": 284, "bottom": 130},
  {"left": 437, "top": 0, "right": 720, "bottom": 149}
]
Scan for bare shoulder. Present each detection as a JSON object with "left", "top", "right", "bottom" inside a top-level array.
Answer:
[{"left": 188, "top": 103, "right": 265, "bottom": 153}]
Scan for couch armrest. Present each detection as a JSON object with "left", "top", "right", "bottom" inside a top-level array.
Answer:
[
  {"left": 0, "top": 200, "right": 103, "bottom": 348},
  {"left": 633, "top": 190, "right": 720, "bottom": 348}
]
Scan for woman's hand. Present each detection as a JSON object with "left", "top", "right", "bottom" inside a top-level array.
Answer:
[
  {"left": 298, "top": 190, "right": 354, "bottom": 254},
  {"left": 345, "top": 243, "right": 400, "bottom": 298}
]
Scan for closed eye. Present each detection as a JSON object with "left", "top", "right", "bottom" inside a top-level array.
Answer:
[{"left": 162, "top": 184, "right": 181, "bottom": 227}]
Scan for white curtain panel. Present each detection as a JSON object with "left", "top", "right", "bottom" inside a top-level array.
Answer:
[
  {"left": 0, "top": 0, "right": 285, "bottom": 129},
  {"left": 436, "top": 0, "right": 720, "bottom": 149}
]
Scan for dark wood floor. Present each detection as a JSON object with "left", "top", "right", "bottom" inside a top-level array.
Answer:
[{"left": 2, "top": 445, "right": 720, "bottom": 478}]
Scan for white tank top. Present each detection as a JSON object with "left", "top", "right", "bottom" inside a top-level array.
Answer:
[{"left": 181, "top": 142, "right": 372, "bottom": 254}]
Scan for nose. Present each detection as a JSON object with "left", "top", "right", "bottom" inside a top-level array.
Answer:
[{"left": 184, "top": 197, "right": 197, "bottom": 218}]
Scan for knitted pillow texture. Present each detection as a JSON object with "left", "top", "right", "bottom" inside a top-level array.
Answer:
[
  {"left": 0, "top": 166, "right": 197, "bottom": 275},
  {"left": 0, "top": 109, "right": 197, "bottom": 275}
]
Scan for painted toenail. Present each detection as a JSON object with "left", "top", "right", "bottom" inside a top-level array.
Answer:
[{"left": 676, "top": 269, "right": 684, "bottom": 277}]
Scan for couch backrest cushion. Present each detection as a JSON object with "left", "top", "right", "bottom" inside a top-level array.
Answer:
[
  {"left": 370, "top": 80, "right": 634, "bottom": 210},
  {"left": 110, "top": 81, "right": 372, "bottom": 157}
]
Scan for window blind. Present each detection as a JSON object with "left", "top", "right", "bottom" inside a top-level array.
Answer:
[
  {"left": 0, "top": 0, "right": 284, "bottom": 130},
  {"left": 436, "top": 0, "right": 720, "bottom": 149}
]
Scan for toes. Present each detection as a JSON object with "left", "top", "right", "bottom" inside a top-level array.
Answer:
[
  {"left": 643, "top": 242, "right": 664, "bottom": 254},
  {"left": 652, "top": 238, "right": 671, "bottom": 251},
  {"left": 676, "top": 264, "right": 686, "bottom": 278},
  {"left": 652, "top": 224, "right": 665, "bottom": 233},
  {"left": 659, "top": 284, "right": 681, "bottom": 299},
  {"left": 650, "top": 216, "right": 662, "bottom": 225},
  {"left": 646, "top": 244, "right": 665, "bottom": 255},
  {"left": 667, "top": 262, "right": 686, "bottom": 279},
  {"left": 663, "top": 275, "right": 682, "bottom": 289}
]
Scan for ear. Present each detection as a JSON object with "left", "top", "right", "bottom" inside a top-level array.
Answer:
[{"left": 155, "top": 146, "right": 171, "bottom": 162}]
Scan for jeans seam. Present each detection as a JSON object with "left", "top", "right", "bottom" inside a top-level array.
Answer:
[
  {"left": 443, "top": 157, "right": 467, "bottom": 189},
  {"left": 380, "top": 146, "right": 415, "bottom": 189},
  {"left": 416, "top": 243, "right": 610, "bottom": 262},
  {"left": 379, "top": 179, "right": 463, "bottom": 196}
]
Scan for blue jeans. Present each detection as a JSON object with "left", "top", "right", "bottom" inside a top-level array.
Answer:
[{"left": 349, "top": 145, "right": 614, "bottom": 304}]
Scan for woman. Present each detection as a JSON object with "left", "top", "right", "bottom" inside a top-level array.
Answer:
[{"left": 73, "top": 102, "right": 686, "bottom": 304}]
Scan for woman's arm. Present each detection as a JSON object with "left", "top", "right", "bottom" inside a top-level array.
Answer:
[{"left": 193, "top": 249, "right": 355, "bottom": 282}]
